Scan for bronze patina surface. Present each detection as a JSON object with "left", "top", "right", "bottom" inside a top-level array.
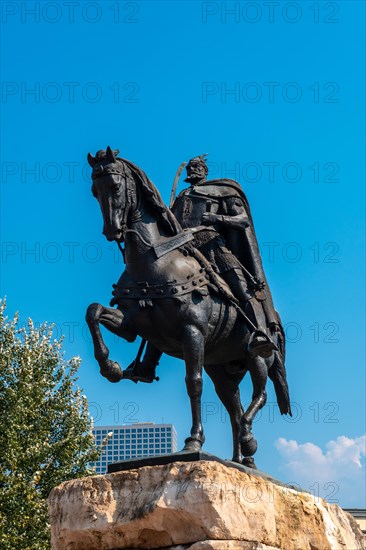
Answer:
[{"left": 86, "top": 147, "right": 291, "bottom": 468}]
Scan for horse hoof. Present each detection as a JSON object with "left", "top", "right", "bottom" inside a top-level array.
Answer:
[
  {"left": 182, "top": 437, "right": 203, "bottom": 452},
  {"left": 242, "top": 457, "right": 257, "bottom": 469},
  {"left": 100, "top": 360, "right": 123, "bottom": 383},
  {"left": 241, "top": 434, "right": 258, "bottom": 457}
]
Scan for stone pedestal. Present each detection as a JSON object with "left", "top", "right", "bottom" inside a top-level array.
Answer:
[{"left": 48, "top": 459, "right": 365, "bottom": 550}]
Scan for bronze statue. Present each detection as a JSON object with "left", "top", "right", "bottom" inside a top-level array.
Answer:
[{"left": 86, "top": 147, "right": 291, "bottom": 468}]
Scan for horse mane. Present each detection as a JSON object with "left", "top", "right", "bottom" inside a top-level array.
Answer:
[
  {"left": 118, "top": 157, "right": 182, "bottom": 236},
  {"left": 90, "top": 150, "right": 181, "bottom": 236}
]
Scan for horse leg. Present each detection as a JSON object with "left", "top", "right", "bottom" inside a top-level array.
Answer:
[
  {"left": 240, "top": 356, "right": 268, "bottom": 468},
  {"left": 204, "top": 364, "right": 246, "bottom": 463},
  {"left": 182, "top": 325, "right": 205, "bottom": 452},
  {"left": 85, "top": 303, "right": 136, "bottom": 383}
]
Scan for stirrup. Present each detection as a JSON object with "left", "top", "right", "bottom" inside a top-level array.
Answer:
[
  {"left": 247, "top": 330, "right": 278, "bottom": 358},
  {"left": 123, "top": 360, "right": 159, "bottom": 384}
]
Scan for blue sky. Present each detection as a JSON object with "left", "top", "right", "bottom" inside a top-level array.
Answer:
[{"left": 1, "top": 1, "right": 365, "bottom": 507}]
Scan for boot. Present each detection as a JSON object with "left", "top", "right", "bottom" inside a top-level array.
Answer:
[
  {"left": 123, "top": 344, "right": 162, "bottom": 383},
  {"left": 246, "top": 328, "right": 278, "bottom": 358}
]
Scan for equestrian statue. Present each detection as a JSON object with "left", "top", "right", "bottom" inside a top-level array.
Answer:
[{"left": 86, "top": 147, "right": 291, "bottom": 468}]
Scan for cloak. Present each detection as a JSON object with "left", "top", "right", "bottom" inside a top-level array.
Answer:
[{"left": 186, "top": 178, "right": 280, "bottom": 330}]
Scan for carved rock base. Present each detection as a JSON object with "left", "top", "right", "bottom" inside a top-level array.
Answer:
[{"left": 48, "top": 460, "right": 365, "bottom": 550}]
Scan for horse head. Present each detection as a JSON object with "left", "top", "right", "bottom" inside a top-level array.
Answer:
[
  {"left": 88, "top": 147, "right": 182, "bottom": 243},
  {"left": 88, "top": 146, "right": 136, "bottom": 242}
]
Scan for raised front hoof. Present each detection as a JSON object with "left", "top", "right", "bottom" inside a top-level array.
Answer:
[
  {"left": 242, "top": 457, "right": 257, "bottom": 469},
  {"left": 100, "top": 360, "right": 123, "bottom": 383},
  {"left": 240, "top": 434, "right": 258, "bottom": 457},
  {"left": 182, "top": 437, "right": 203, "bottom": 452}
]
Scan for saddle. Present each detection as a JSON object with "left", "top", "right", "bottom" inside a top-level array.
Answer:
[{"left": 110, "top": 227, "right": 237, "bottom": 308}]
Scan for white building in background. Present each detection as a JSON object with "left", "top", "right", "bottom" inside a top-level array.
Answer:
[{"left": 91, "top": 422, "right": 178, "bottom": 474}]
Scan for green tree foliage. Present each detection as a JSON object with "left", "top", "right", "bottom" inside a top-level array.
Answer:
[{"left": 0, "top": 301, "right": 100, "bottom": 549}]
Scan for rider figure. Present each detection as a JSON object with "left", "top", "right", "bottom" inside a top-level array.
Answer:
[{"left": 125, "top": 155, "right": 280, "bottom": 383}]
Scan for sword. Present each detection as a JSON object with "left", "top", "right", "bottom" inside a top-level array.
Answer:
[{"left": 169, "top": 161, "right": 187, "bottom": 208}]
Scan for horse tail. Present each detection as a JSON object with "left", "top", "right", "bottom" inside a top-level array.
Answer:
[{"left": 268, "top": 319, "right": 292, "bottom": 416}]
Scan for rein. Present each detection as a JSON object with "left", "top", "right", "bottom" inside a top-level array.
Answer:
[
  {"left": 117, "top": 241, "right": 125, "bottom": 261},
  {"left": 125, "top": 228, "right": 153, "bottom": 249}
]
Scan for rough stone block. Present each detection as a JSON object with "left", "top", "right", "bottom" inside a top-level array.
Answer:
[{"left": 48, "top": 460, "right": 365, "bottom": 550}]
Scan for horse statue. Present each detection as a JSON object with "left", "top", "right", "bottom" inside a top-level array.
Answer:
[{"left": 86, "top": 147, "right": 291, "bottom": 468}]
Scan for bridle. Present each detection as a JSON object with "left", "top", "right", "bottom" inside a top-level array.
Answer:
[{"left": 92, "top": 161, "right": 136, "bottom": 246}]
